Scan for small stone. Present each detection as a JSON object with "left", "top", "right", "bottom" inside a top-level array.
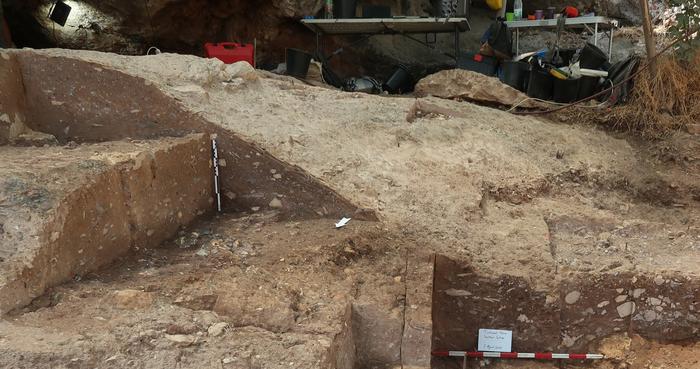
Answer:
[
  {"left": 164, "top": 334, "right": 196, "bottom": 346},
  {"left": 632, "top": 289, "right": 645, "bottom": 298},
  {"left": 648, "top": 297, "right": 662, "bottom": 306},
  {"left": 207, "top": 322, "right": 228, "bottom": 337},
  {"left": 222, "top": 358, "right": 235, "bottom": 364},
  {"left": 195, "top": 248, "right": 209, "bottom": 257},
  {"left": 218, "top": 159, "right": 227, "bottom": 167},
  {"left": 273, "top": 173, "right": 283, "bottom": 179},
  {"left": 597, "top": 301, "right": 610, "bottom": 308},
  {"left": 111, "top": 290, "right": 154, "bottom": 310},
  {"left": 654, "top": 275, "right": 665, "bottom": 285},
  {"left": 445, "top": 289, "right": 471, "bottom": 297},
  {"left": 643, "top": 310, "right": 658, "bottom": 321},
  {"left": 393, "top": 276, "right": 402, "bottom": 283},
  {"left": 616, "top": 288, "right": 624, "bottom": 293},
  {"left": 565, "top": 291, "right": 581, "bottom": 304},
  {"left": 251, "top": 206, "right": 260, "bottom": 212},
  {"left": 269, "top": 198, "right": 283, "bottom": 208},
  {"left": 616, "top": 301, "right": 636, "bottom": 318},
  {"left": 615, "top": 295, "right": 628, "bottom": 303}
]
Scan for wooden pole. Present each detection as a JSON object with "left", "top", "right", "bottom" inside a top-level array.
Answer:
[{"left": 639, "top": 0, "right": 656, "bottom": 74}]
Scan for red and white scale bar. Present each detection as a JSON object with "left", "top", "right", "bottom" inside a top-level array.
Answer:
[{"left": 432, "top": 351, "right": 604, "bottom": 360}]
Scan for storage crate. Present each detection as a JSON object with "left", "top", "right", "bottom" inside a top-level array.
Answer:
[{"left": 204, "top": 42, "right": 255, "bottom": 67}]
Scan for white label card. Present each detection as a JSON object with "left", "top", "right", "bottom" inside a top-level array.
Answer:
[{"left": 477, "top": 329, "right": 513, "bottom": 352}]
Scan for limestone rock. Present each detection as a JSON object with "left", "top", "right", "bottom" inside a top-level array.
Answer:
[
  {"left": 164, "top": 334, "right": 196, "bottom": 346},
  {"left": 173, "top": 293, "right": 218, "bottom": 311},
  {"left": 207, "top": 322, "right": 228, "bottom": 337},
  {"left": 414, "top": 69, "right": 538, "bottom": 108},
  {"left": 565, "top": 291, "right": 581, "bottom": 304},
  {"left": 111, "top": 289, "right": 154, "bottom": 310},
  {"left": 616, "top": 301, "right": 636, "bottom": 318}
]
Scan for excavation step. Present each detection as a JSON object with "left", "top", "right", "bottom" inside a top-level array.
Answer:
[{"left": 0, "top": 134, "right": 212, "bottom": 314}]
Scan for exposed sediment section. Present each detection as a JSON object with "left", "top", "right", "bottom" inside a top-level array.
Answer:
[
  {"left": 432, "top": 255, "right": 700, "bottom": 369},
  {"left": 0, "top": 134, "right": 212, "bottom": 314},
  {"left": 8, "top": 51, "right": 370, "bottom": 220}
]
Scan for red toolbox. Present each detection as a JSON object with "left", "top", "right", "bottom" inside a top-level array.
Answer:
[{"left": 204, "top": 42, "right": 255, "bottom": 67}]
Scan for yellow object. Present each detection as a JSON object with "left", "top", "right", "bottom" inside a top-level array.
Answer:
[
  {"left": 486, "top": 0, "right": 503, "bottom": 11},
  {"left": 550, "top": 68, "right": 569, "bottom": 80}
]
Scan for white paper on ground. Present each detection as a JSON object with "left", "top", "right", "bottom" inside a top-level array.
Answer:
[
  {"left": 335, "top": 217, "right": 351, "bottom": 228},
  {"left": 477, "top": 329, "right": 513, "bottom": 352}
]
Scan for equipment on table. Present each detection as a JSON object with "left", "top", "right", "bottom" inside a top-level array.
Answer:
[
  {"left": 362, "top": 5, "right": 390, "bottom": 18},
  {"left": 334, "top": 0, "right": 356, "bottom": 18},
  {"left": 513, "top": 0, "right": 523, "bottom": 20},
  {"left": 486, "top": 0, "right": 503, "bottom": 11},
  {"left": 433, "top": 0, "right": 459, "bottom": 17},
  {"left": 204, "top": 42, "right": 255, "bottom": 67}
]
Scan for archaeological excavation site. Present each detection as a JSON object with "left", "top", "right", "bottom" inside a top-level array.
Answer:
[{"left": 0, "top": 1, "right": 698, "bottom": 368}]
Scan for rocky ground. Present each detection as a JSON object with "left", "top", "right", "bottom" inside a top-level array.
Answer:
[{"left": 0, "top": 49, "right": 698, "bottom": 369}]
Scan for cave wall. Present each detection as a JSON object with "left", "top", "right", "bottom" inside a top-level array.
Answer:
[{"left": 3, "top": 0, "right": 650, "bottom": 78}]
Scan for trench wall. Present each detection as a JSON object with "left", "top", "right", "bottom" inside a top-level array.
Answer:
[
  {"left": 0, "top": 134, "right": 212, "bottom": 314},
  {"left": 431, "top": 255, "right": 700, "bottom": 369},
  {"left": 0, "top": 52, "right": 27, "bottom": 144},
  {"left": 11, "top": 52, "right": 371, "bottom": 221}
]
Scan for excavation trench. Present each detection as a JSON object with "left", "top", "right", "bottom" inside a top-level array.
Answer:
[
  {"left": 0, "top": 50, "right": 373, "bottom": 314},
  {"left": 431, "top": 254, "right": 700, "bottom": 368}
]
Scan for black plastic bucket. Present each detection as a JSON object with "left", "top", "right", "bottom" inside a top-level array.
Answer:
[
  {"left": 556, "top": 48, "right": 577, "bottom": 66},
  {"left": 553, "top": 77, "right": 580, "bottom": 103},
  {"left": 286, "top": 48, "right": 312, "bottom": 78},
  {"left": 500, "top": 61, "right": 529, "bottom": 92},
  {"left": 579, "top": 43, "right": 607, "bottom": 69},
  {"left": 334, "top": 0, "right": 357, "bottom": 18},
  {"left": 383, "top": 65, "right": 413, "bottom": 94},
  {"left": 527, "top": 68, "right": 554, "bottom": 100},
  {"left": 578, "top": 75, "right": 600, "bottom": 99}
]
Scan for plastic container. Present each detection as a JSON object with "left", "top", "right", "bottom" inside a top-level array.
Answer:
[
  {"left": 552, "top": 48, "right": 577, "bottom": 67},
  {"left": 546, "top": 7, "right": 556, "bottom": 19},
  {"left": 204, "top": 43, "right": 255, "bottom": 66},
  {"left": 535, "top": 10, "right": 544, "bottom": 19},
  {"left": 457, "top": 52, "right": 499, "bottom": 76},
  {"left": 286, "top": 48, "right": 312, "bottom": 78},
  {"left": 383, "top": 65, "right": 413, "bottom": 94},
  {"left": 579, "top": 43, "right": 608, "bottom": 69},
  {"left": 362, "top": 4, "right": 390, "bottom": 18},
  {"left": 527, "top": 68, "right": 554, "bottom": 100},
  {"left": 500, "top": 61, "right": 530, "bottom": 92},
  {"left": 578, "top": 76, "right": 600, "bottom": 99},
  {"left": 513, "top": 0, "right": 523, "bottom": 20},
  {"left": 334, "top": 0, "right": 357, "bottom": 18},
  {"left": 553, "top": 78, "right": 580, "bottom": 103}
]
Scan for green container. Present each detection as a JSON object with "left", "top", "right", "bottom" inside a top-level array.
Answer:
[{"left": 506, "top": 12, "right": 514, "bottom": 21}]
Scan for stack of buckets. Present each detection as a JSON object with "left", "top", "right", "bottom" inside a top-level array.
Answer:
[{"left": 499, "top": 43, "right": 608, "bottom": 103}]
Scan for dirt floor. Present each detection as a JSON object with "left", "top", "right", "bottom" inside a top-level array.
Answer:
[{"left": 0, "top": 49, "right": 698, "bottom": 369}]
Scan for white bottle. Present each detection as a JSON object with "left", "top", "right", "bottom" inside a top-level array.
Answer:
[{"left": 514, "top": 0, "right": 523, "bottom": 20}]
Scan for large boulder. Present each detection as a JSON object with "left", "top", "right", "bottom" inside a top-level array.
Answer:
[{"left": 414, "top": 68, "right": 537, "bottom": 108}]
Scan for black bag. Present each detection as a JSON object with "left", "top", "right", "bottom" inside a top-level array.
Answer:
[
  {"left": 486, "top": 20, "right": 512, "bottom": 59},
  {"left": 601, "top": 56, "right": 640, "bottom": 105}
]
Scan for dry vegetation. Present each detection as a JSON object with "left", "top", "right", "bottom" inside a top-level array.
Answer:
[
  {"left": 564, "top": 54, "right": 700, "bottom": 138},
  {"left": 607, "top": 55, "right": 700, "bottom": 137}
]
